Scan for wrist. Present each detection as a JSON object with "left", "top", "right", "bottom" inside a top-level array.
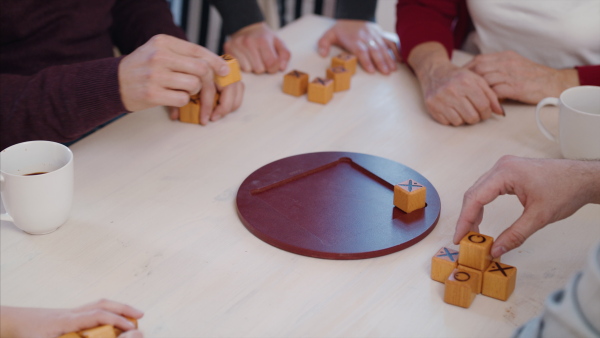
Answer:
[{"left": 407, "top": 42, "right": 452, "bottom": 81}]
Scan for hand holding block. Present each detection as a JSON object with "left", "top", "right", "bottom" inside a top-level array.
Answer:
[
  {"left": 444, "top": 269, "right": 476, "bottom": 308},
  {"left": 326, "top": 66, "right": 351, "bottom": 92},
  {"left": 307, "top": 77, "right": 334, "bottom": 104},
  {"left": 58, "top": 317, "right": 138, "bottom": 338},
  {"left": 283, "top": 70, "right": 309, "bottom": 96},
  {"left": 458, "top": 232, "right": 493, "bottom": 271},
  {"left": 179, "top": 93, "right": 220, "bottom": 124},
  {"left": 431, "top": 247, "right": 459, "bottom": 283},
  {"left": 332, "top": 53, "right": 357, "bottom": 75},
  {"left": 482, "top": 261, "right": 517, "bottom": 301},
  {"left": 393, "top": 179, "right": 426, "bottom": 213},
  {"left": 214, "top": 54, "right": 242, "bottom": 87}
]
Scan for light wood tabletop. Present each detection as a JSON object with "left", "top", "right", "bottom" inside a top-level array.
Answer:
[{"left": 1, "top": 15, "right": 599, "bottom": 337}]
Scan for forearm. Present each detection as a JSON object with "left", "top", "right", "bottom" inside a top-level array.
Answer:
[
  {"left": 0, "top": 58, "right": 127, "bottom": 150},
  {"left": 574, "top": 160, "right": 600, "bottom": 205},
  {"left": 407, "top": 42, "right": 451, "bottom": 79}
]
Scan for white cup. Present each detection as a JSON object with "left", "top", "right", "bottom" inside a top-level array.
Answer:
[
  {"left": 1, "top": 141, "right": 74, "bottom": 234},
  {"left": 535, "top": 86, "right": 600, "bottom": 160}
]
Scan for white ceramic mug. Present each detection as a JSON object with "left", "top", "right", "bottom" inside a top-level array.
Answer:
[
  {"left": 535, "top": 86, "right": 600, "bottom": 160},
  {"left": 1, "top": 141, "right": 74, "bottom": 234}
]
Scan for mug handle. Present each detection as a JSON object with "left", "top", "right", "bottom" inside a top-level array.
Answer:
[
  {"left": 0, "top": 174, "right": 14, "bottom": 222},
  {"left": 535, "top": 97, "right": 560, "bottom": 142}
]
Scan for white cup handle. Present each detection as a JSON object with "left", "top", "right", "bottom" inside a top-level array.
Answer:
[
  {"left": 535, "top": 97, "right": 560, "bottom": 142},
  {"left": 0, "top": 174, "right": 13, "bottom": 222}
]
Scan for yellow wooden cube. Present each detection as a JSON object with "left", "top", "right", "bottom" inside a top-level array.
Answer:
[
  {"left": 79, "top": 325, "right": 116, "bottom": 338},
  {"left": 444, "top": 268, "right": 476, "bottom": 308},
  {"left": 482, "top": 261, "right": 517, "bottom": 301},
  {"left": 332, "top": 53, "right": 357, "bottom": 75},
  {"left": 283, "top": 70, "right": 309, "bottom": 96},
  {"left": 431, "top": 247, "right": 459, "bottom": 283},
  {"left": 458, "top": 264, "right": 483, "bottom": 294},
  {"left": 214, "top": 54, "right": 242, "bottom": 87},
  {"left": 179, "top": 93, "right": 220, "bottom": 124},
  {"left": 326, "top": 66, "right": 351, "bottom": 92},
  {"left": 393, "top": 179, "right": 426, "bottom": 213},
  {"left": 458, "top": 231, "right": 494, "bottom": 271},
  {"left": 307, "top": 77, "right": 334, "bottom": 104}
]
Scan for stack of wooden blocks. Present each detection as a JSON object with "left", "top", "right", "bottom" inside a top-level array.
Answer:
[
  {"left": 179, "top": 54, "right": 241, "bottom": 124},
  {"left": 58, "top": 317, "right": 138, "bottom": 338},
  {"left": 282, "top": 53, "right": 357, "bottom": 104},
  {"left": 431, "top": 232, "right": 518, "bottom": 308}
]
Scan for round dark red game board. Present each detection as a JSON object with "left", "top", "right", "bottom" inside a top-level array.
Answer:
[{"left": 236, "top": 152, "right": 441, "bottom": 259}]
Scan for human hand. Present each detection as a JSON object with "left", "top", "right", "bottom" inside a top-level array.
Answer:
[
  {"left": 168, "top": 80, "right": 244, "bottom": 124},
  {"left": 466, "top": 51, "right": 580, "bottom": 104},
  {"left": 118, "top": 34, "right": 230, "bottom": 112},
  {"left": 408, "top": 42, "right": 504, "bottom": 125},
  {"left": 223, "top": 22, "right": 290, "bottom": 74},
  {"left": 0, "top": 299, "right": 143, "bottom": 338},
  {"left": 317, "top": 20, "right": 399, "bottom": 74},
  {"left": 454, "top": 156, "right": 600, "bottom": 257}
]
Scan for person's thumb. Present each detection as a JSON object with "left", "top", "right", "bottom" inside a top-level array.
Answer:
[
  {"left": 491, "top": 207, "right": 548, "bottom": 257},
  {"left": 317, "top": 29, "right": 337, "bottom": 57}
]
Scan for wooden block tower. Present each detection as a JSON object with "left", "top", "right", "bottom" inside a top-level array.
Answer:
[
  {"left": 326, "top": 66, "right": 351, "bottom": 92},
  {"left": 393, "top": 179, "right": 426, "bottom": 213},
  {"left": 307, "top": 77, "right": 334, "bottom": 104},
  {"left": 214, "top": 54, "right": 242, "bottom": 87},
  {"left": 332, "top": 53, "right": 357, "bottom": 75},
  {"left": 283, "top": 70, "right": 309, "bottom": 96}
]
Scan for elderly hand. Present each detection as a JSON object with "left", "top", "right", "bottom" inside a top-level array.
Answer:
[
  {"left": 408, "top": 42, "right": 504, "bottom": 125},
  {"left": 454, "top": 156, "right": 600, "bottom": 257},
  {"left": 224, "top": 22, "right": 290, "bottom": 74},
  {"left": 317, "top": 20, "right": 399, "bottom": 75},
  {"left": 466, "top": 51, "right": 580, "bottom": 104}
]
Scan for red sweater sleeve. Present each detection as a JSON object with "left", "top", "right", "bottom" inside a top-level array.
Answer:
[
  {"left": 576, "top": 65, "right": 600, "bottom": 86},
  {"left": 396, "top": 0, "right": 470, "bottom": 62}
]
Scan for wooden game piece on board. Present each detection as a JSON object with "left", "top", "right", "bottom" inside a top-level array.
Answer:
[
  {"left": 458, "top": 264, "right": 483, "bottom": 294},
  {"left": 326, "top": 66, "right": 351, "bottom": 92},
  {"left": 332, "top": 53, "right": 357, "bottom": 75},
  {"left": 214, "top": 54, "right": 242, "bottom": 87},
  {"left": 283, "top": 70, "right": 309, "bottom": 96},
  {"left": 431, "top": 247, "right": 459, "bottom": 283},
  {"left": 307, "top": 77, "right": 334, "bottom": 104},
  {"left": 458, "top": 231, "right": 494, "bottom": 271},
  {"left": 482, "top": 261, "right": 517, "bottom": 301},
  {"left": 179, "top": 93, "right": 220, "bottom": 124},
  {"left": 444, "top": 268, "right": 476, "bottom": 308},
  {"left": 393, "top": 179, "right": 426, "bottom": 213}
]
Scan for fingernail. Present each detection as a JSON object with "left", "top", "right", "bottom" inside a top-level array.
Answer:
[
  {"left": 219, "top": 65, "right": 230, "bottom": 76},
  {"left": 491, "top": 245, "right": 506, "bottom": 258}
]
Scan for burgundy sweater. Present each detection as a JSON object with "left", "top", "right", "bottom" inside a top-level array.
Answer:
[
  {"left": 0, "top": 0, "right": 186, "bottom": 150},
  {"left": 396, "top": 0, "right": 600, "bottom": 86}
]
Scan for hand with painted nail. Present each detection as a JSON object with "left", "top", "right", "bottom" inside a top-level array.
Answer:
[
  {"left": 465, "top": 51, "right": 580, "bottom": 104},
  {"left": 119, "top": 34, "right": 230, "bottom": 114},
  {"left": 317, "top": 20, "right": 399, "bottom": 75},
  {"left": 407, "top": 42, "right": 504, "bottom": 126},
  {"left": 223, "top": 22, "right": 290, "bottom": 74},
  {"left": 454, "top": 156, "right": 600, "bottom": 258},
  {"left": 0, "top": 299, "right": 144, "bottom": 338}
]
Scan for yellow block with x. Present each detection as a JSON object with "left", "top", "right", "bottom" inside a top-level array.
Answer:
[{"left": 393, "top": 179, "right": 426, "bottom": 213}]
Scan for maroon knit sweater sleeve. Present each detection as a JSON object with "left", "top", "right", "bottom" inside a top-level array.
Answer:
[
  {"left": 396, "top": 0, "right": 470, "bottom": 62},
  {"left": 0, "top": 0, "right": 186, "bottom": 150}
]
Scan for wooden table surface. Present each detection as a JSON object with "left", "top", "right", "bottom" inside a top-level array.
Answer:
[{"left": 2, "top": 15, "right": 599, "bottom": 337}]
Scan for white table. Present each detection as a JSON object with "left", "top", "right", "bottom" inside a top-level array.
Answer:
[{"left": 2, "top": 15, "right": 599, "bottom": 337}]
